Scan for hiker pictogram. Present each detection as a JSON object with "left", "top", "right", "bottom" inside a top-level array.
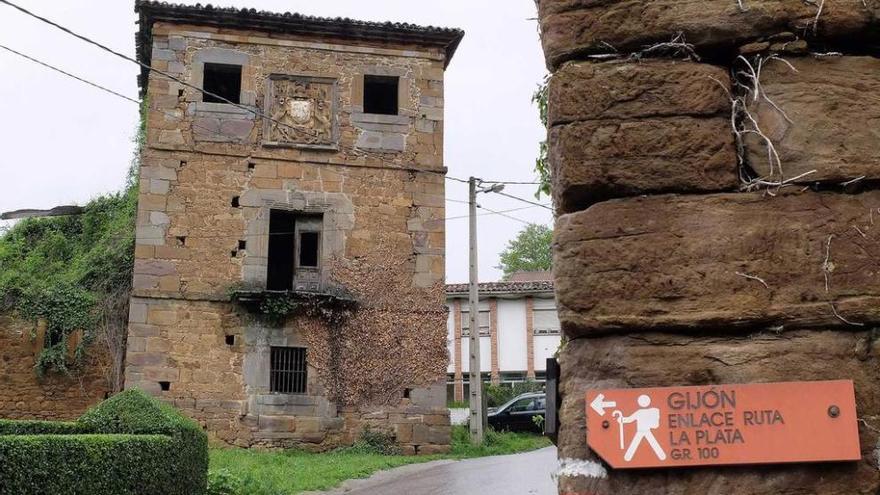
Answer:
[
  {"left": 591, "top": 392, "right": 666, "bottom": 462},
  {"left": 615, "top": 394, "right": 667, "bottom": 461}
]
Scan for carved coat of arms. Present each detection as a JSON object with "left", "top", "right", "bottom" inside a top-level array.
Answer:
[{"left": 265, "top": 76, "right": 337, "bottom": 148}]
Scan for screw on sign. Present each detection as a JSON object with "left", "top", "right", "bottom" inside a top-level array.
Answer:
[{"left": 586, "top": 380, "right": 861, "bottom": 469}]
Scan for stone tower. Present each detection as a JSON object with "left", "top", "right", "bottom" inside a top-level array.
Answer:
[
  {"left": 127, "top": 0, "right": 463, "bottom": 453},
  {"left": 539, "top": 0, "right": 880, "bottom": 492}
]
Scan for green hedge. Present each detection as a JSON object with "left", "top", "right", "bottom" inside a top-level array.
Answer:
[
  {"left": 0, "top": 419, "right": 86, "bottom": 435},
  {"left": 0, "top": 390, "right": 207, "bottom": 495}
]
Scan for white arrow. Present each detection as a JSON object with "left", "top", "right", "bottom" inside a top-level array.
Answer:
[{"left": 590, "top": 393, "right": 616, "bottom": 416}]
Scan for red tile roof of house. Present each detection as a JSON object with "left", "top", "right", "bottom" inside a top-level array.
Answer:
[{"left": 446, "top": 280, "right": 554, "bottom": 296}]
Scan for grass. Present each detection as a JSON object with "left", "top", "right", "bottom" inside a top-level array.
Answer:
[{"left": 208, "top": 426, "right": 551, "bottom": 495}]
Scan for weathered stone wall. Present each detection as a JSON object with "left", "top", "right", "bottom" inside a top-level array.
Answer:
[
  {"left": 539, "top": 0, "right": 880, "bottom": 492},
  {"left": 127, "top": 21, "right": 450, "bottom": 452},
  {"left": 0, "top": 316, "right": 110, "bottom": 419}
]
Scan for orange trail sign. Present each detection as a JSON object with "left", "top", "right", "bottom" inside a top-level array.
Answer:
[{"left": 586, "top": 380, "right": 860, "bottom": 469}]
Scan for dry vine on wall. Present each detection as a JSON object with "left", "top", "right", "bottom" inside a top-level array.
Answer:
[{"left": 297, "top": 239, "right": 448, "bottom": 407}]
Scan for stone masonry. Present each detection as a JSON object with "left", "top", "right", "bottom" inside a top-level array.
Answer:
[
  {"left": 126, "top": 1, "right": 463, "bottom": 453},
  {"left": 0, "top": 316, "right": 110, "bottom": 419},
  {"left": 539, "top": 0, "right": 880, "bottom": 493}
]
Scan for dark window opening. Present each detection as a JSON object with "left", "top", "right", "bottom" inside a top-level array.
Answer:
[
  {"left": 180, "top": 160, "right": 187, "bottom": 167},
  {"left": 403, "top": 388, "right": 411, "bottom": 399},
  {"left": 225, "top": 335, "right": 235, "bottom": 346},
  {"left": 267, "top": 210, "right": 296, "bottom": 291},
  {"left": 176, "top": 236, "right": 187, "bottom": 246},
  {"left": 177, "top": 89, "right": 185, "bottom": 98},
  {"left": 202, "top": 63, "right": 242, "bottom": 104},
  {"left": 247, "top": 162, "right": 256, "bottom": 170},
  {"left": 298, "top": 232, "right": 320, "bottom": 268},
  {"left": 159, "top": 381, "right": 171, "bottom": 391},
  {"left": 267, "top": 211, "right": 324, "bottom": 292},
  {"left": 231, "top": 196, "right": 240, "bottom": 208},
  {"left": 238, "top": 240, "right": 247, "bottom": 250},
  {"left": 364, "top": 75, "right": 399, "bottom": 115},
  {"left": 230, "top": 250, "right": 238, "bottom": 258},
  {"left": 47, "top": 330, "right": 63, "bottom": 347},
  {"left": 270, "top": 346, "right": 307, "bottom": 394}
]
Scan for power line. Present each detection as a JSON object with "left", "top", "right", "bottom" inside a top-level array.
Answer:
[
  {"left": 0, "top": 0, "right": 306, "bottom": 136},
  {"left": 493, "top": 191, "right": 554, "bottom": 211},
  {"left": 0, "top": 44, "right": 542, "bottom": 229},
  {"left": 0, "top": 43, "right": 138, "bottom": 104},
  {"left": 2, "top": 203, "right": 545, "bottom": 241},
  {"left": 446, "top": 175, "right": 541, "bottom": 186},
  {"left": 475, "top": 205, "right": 533, "bottom": 225},
  {"left": 483, "top": 180, "right": 542, "bottom": 185},
  {"left": 445, "top": 175, "right": 554, "bottom": 211},
  {"left": 445, "top": 205, "right": 539, "bottom": 221},
  {"left": 0, "top": 41, "right": 254, "bottom": 143},
  {"left": 0, "top": 0, "right": 547, "bottom": 194}
]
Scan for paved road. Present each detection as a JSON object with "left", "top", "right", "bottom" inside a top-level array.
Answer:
[{"left": 316, "top": 447, "right": 557, "bottom": 495}]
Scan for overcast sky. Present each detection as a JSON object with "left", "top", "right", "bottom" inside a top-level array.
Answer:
[{"left": 0, "top": 0, "right": 550, "bottom": 284}]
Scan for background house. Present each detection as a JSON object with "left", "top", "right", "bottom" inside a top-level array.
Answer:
[{"left": 445, "top": 271, "right": 560, "bottom": 402}]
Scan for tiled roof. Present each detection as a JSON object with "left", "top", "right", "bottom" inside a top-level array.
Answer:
[
  {"left": 507, "top": 270, "right": 552, "bottom": 282},
  {"left": 446, "top": 280, "right": 554, "bottom": 296},
  {"left": 134, "top": 1, "right": 465, "bottom": 86}
]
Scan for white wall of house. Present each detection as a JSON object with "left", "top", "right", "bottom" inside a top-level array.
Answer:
[
  {"left": 497, "top": 298, "right": 527, "bottom": 372},
  {"left": 445, "top": 291, "right": 560, "bottom": 385}
]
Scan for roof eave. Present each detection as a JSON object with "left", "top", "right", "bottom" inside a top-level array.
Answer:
[
  {"left": 446, "top": 289, "right": 556, "bottom": 298},
  {"left": 134, "top": 1, "right": 464, "bottom": 93}
]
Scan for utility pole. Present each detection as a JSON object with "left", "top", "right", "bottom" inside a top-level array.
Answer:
[
  {"left": 466, "top": 177, "right": 505, "bottom": 445},
  {"left": 467, "top": 176, "right": 484, "bottom": 445}
]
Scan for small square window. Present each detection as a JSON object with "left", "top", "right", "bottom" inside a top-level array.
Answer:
[
  {"left": 270, "top": 346, "right": 307, "bottom": 394},
  {"left": 363, "top": 75, "right": 399, "bottom": 115},
  {"left": 298, "top": 232, "right": 320, "bottom": 268},
  {"left": 202, "top": 63, "right": 242, "bottom": 104}
]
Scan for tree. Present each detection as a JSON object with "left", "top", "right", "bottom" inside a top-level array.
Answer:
[
  {"left": 497, "top": 224, "right": 552, "bottom": 279},
  {"left": 532, "top": 75, "right": 551, "bottom": 199}
]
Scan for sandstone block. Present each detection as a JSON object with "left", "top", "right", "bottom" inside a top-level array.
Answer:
[
  {"left": 745, "top": 56, "right": 880, "bottom": 184},
  {"left": 550, "top": 117, "right": 737, "bottom": 211},
  {"left": 395, "top": 423, "right": 413, "bottom": 443},
  {"left": 157, "top": 129, "right": 185, "bottom": 146},
  {"left": 258, "top": 415, "right": 296, "bottom": 432},
  {"left": 539, "top": 0, "right": 880, "bottom": 70},
  {"left": 556, "top": 332, "right": 880, "bottom": 495},
  {"left": 134, "top": 259, "right": 176, "bottom": 277},
  {"left": 548, "top": 60, "right": 730, "bottom": 125},
  {"left": 296, "top": 417, "right": 321, "bottom": 434},
  {"left": 555, "top": 191, "right": 880, "bottom": 335}
]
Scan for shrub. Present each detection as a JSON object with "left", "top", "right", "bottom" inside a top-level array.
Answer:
[
  {"left": 207, "top": 469, "right": 245, "bottom": 495},
  {"left": 0, "top": 389, "right": 207, "bottom": 495},
  {"left": 0, "top": 419, "right": 86, "bottom": 435},
  {"left": 337, "top": 426, "right": 401, "bottom": 456}
]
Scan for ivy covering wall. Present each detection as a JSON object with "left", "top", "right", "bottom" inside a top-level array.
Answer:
[
  {"left": 0, "top": 105, "right": 143, "bottom": 381},
  {"left": 0, "top": 187, "right": 136, "bottom": 378}
]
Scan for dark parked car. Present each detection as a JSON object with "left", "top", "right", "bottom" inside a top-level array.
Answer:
[{"left": 487, "top": 392, "right": 545, "bottom": 433}]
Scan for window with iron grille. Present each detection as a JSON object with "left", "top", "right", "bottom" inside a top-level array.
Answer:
[{"left": 270, "top": 346, "right": 307, "bottom": 394}]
